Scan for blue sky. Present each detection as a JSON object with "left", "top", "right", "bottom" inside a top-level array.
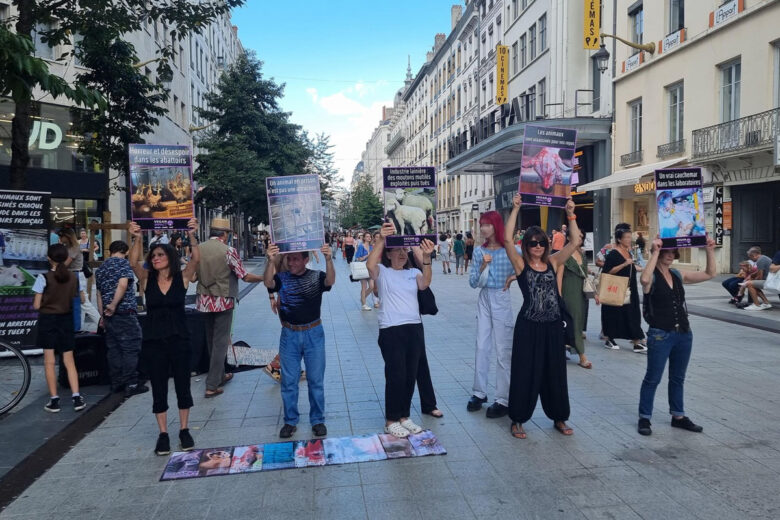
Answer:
[{"left": 233, "top": 1, "right": 465, "bottom": 187}]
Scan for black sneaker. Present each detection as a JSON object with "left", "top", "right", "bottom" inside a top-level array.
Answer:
[
  {"left": 312, "top": 423, "right": 327, "bottom": 437},
  {"left": 467, "top": 395, "right": 487, "bottom": 412},
  {"left": 279, "top": 424, "right": 297, "bottom": 438},
  {"left": 155, "top": 433, "right": 171, "bottom": 456},
  {"left": 485, "top": 402, "right": 509, "bottom": 418},
  {"left": 179, "top": 429, "right": 194, "bottom": 451},
  {"left": 637, "top": 418, "right": 652, "bottom": 436},
  {"left": 73, "top": 395, "right": 86, "bottom": 411},
  {"left": 671, "top": 416, "right": 703, "bottom": 433},
  {"left": 44, "top": 397, "right": 61, "bottom": 413},
  {"left": 125, "top": 384, "right": 150, "bottom": 398}
]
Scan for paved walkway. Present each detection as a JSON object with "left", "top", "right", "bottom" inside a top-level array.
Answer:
[{"left": 2, "top": 254, "right": 779, "bottom": 519}]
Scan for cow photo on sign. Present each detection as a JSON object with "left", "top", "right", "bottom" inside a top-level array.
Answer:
[{"left": 518, "top": 125, "right": 577, "bottom": 208}]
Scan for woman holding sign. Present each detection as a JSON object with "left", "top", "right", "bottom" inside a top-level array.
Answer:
[{"left": 503, "top": 194, "right": 580, "bottom": 439}]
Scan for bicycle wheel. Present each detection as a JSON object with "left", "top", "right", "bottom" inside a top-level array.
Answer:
[{"left": 0, "top": 342, "right": 32, "bottom": 415}]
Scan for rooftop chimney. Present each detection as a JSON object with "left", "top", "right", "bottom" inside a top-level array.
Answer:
[{"left": 451, "top": 5, "right": 463, "bottom": 30}]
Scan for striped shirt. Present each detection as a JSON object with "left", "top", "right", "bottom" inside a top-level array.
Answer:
[
  {"left": 469, "top": 245, "right": 521, "bottom": 289},
  {"left": 195, "top": 241, "right": 248, "bottom": 313}
]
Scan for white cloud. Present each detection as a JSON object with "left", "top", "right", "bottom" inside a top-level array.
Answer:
[
  {"left": 318, "top": 92, "right": 367, "bottom": 116},
  {"left": 305, "top": 87, "right": 318, "bottom": 103}
]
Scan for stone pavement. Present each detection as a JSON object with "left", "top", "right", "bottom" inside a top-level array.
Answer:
[{"left": 2, "top": 254, "right": 779, "bottom": 519}]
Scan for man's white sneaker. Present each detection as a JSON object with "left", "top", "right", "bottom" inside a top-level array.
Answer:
[
  {"left": 760, "top": 303, "right": 773, "bottom": 310},
  {"left": 743, "top": 304, "right": 764, "bottom": 311}
]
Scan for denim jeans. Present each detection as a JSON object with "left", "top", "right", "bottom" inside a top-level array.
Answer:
[
  {"left": 638, "top": 327, "right": 693, "bottom": 419},
  {"left": 279, "top": 323, "right": 326, "bottom": 426},
  {"left": 104, "top": 314, "right": 142, "bottom": 389},
  {"left": 722, "top": 277, "right": 742, "bottom": 298}
]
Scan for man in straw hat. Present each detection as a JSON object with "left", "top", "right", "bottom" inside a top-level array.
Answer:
[{"left": 196, "top": 217, "right": 264, "bottom": 398}]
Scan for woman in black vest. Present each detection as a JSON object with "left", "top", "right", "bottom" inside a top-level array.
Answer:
[{"left": 637, "top": 236, "right": 716, "bottom": 436}]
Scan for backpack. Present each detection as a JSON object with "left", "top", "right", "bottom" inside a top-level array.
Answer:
[{"left": 642, "top": 268, "right": 683, "bottom": 323}]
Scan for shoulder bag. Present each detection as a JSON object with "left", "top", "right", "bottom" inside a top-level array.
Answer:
[
  {"left": 576, "top": 261, "right": 596, "bottom": 299},
  {"left": 349, "top": 261, "right": 370, "bottom": 281},
  {"left": 765, "top": 269, "right": 780, "bottom": 292},
  {"left": 417, "top": 287, "right": 438, "bottom": 315}
]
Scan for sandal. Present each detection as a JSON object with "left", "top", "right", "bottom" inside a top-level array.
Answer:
[
  {"left": 219, "top": 373, "right": 234, "bottom": 386},
  {"left": 423, "top": 409, "right": 444, "bottom": 418},
  {"left": 554, "top": 421, "right": 574, "bottom": 436},
  {"left": 510, "top": 422, "right": 526, "bottom": 439},
  {"left": 578, "top": 361, "right": 593, "bottom": 369},
  {"left": 400, "top": 419, "right": 423, "bottom": 434},
  {"left": 384, "top": 421, "right": 410, "bottom": 438},
  {"left": 204, "top": 388, "right": 224, "bottom": 398}
]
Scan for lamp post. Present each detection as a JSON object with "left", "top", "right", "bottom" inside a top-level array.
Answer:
[{"left": 592, "top": 33, "right": 656, "bottom": 74}]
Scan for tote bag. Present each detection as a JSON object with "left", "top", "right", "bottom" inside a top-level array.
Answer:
[
  {"left": 765, "top": 270, "right": 780, "bottom": 292},
  {"left": 598, "top": 272, "right": 629, "bottom": 307},
  {"left": 349, "top": 261, "right": 370, "bottom": 280}
]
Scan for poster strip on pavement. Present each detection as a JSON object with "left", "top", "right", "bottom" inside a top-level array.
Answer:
[
  {"left": 518, "top": 125, "right": 577, "bottom": 208},
  {"left": 266, "top": 174, "right": 325, "bottom": 253},
  {"left": 654, "top": 167, "right": 707, "bottom": 249},
  {"left": 128, "top": 144, "right": 194, "bottom": 230},
  {"left": 382, "top": 167, "right": 436, "bottom": 248}
]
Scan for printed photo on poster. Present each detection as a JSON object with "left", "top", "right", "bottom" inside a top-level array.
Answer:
[
  {"left": 519, "top": 125, "right": 577, "bottom": 208},
  {"left": 197, "top": 447, "right": 234, "bottom": 477},
  {"left": 266, "top": 174, "right": 325, "bottom": 253},
  {"left": 655, "top": 168, "right": 707, "bottom": 249},
  {"left": 408, "top": 430, "right": 447, "bottom": 456},
  {"left": 378, "top": 433, "right": 414, "bottom": 459},
  {"left": 160, "top": 450, "right": 204, "bottom": 481},
  {"left": 382, "top": 167, "right": 436, "bottom": 248},
  {"left": 229, "top": 445, "right": 264, "bottom": 474},
  {"left": 128, "top": 144, "right": 194, "bottom": 230},
  {"left": 262, "top": 442, "right": 295, "bottom": 470},
  {"left": 294, "top": 440, "right": 326, "bottom": 468},
  {"left": 323, "top": 435, "right": 387, "bottom": 465}
]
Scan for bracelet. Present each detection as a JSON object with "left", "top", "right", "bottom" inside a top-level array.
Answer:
[
  {"left": 567, "top": 215, "right": 577, "bottom": 221},
  {"left": 423, "top": 262, "right": 431, "bottom": 265}
]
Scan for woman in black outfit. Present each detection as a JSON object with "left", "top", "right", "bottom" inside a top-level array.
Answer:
[
  {"left": 503, "top": 194, "right": 581, "bottom": 439},
  {"left": 129, "top": 219, "right": 200, "bottom": 456},
  {"left": 601, "top": 227, "right": 647, "bottom": 352}
]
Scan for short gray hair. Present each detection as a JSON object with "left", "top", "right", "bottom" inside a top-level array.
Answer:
[
  {"left": 747, "top": 246, "right": 762, "bottom": 256},
  {"left": 209, "top": 228, "right": 228, "bottom": 238}
]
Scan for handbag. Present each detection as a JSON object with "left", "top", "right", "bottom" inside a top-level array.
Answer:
[
  {"left": 82, "top": 261, "right": 93, "bottom": 279},
  {"left": 765, "top": 270, "right": 780, "bottom": 292},
  {"left": 417, "top": 287, "right": 438, "bottom": 315},
  {"left": 623, "top": 263, "right": 634, "bottom": 305},
  {"left": 576, "top": 262, "right": 596, "bottom": 298},
  {"left": 349, "top": 261, "right": 369, "bottom": 281},
  {"left": 598, "top": 272, "right": 629, "bottom": 306}
]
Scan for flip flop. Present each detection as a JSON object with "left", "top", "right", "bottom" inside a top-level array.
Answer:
[
  {"left": 204, "top": 388, "right": 224, "bottom": 398},
  {"left": 511, "top": 422, "right": 527, "bottom": 439},
  {"left": 423, "top": 409, "right": 444, "bottom": 418},
  {"left": 578, "top": 361, "right": 593, "bottom": 369},
  {"left": 219, "top": 373, "right": 234, "bottom": 386},
  {"left": 554, "top": 422, "right": 574, "bottom": 436}
]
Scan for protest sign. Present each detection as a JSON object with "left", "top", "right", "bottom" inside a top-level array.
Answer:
[
  {"left": 0, "top": 190, "right": 50, "bottom": 229},
  {"left": 266, "top": 174, "right": 325, "bottom": 253},
  {"left": 382, "top": 167, "right": 436, "bottom": 248},
  {"left": 519, "top": 125, "right": 577, "bottom": 208},
  {"left": 654, "top": 167, "right": 707, "bottom": 249},
  {"left": 128, "top": 144, "right": 194, "bottom": 230}
]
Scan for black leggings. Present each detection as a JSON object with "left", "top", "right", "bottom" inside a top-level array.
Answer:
[
  {"left": 345, "top": 245, "right": 355, "bottom": 263},
  {"left": 144, "top": 335, "right": 193, "bottom": 414},
  {"left": 378, "top": 323, "right": 424, "bottom": 421}
]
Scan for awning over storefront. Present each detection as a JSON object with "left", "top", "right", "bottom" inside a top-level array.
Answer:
[{"left": 578, "top": 156, "right": 688, "bottom": 192}]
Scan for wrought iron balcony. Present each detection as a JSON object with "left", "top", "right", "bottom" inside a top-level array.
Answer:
[
  {"left": 692, "top": 107, "right": 779, "bottom": 160},
  {"left": 657, "top": 139, "right": 686, "bottom": 158},
  {"left": 620, "top": 150, "right": 643, "bottom": 167}
]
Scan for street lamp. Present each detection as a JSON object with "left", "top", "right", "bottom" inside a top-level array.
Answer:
[
  {"left": 593, "top": 44, "right": 610, "bottom": 74},
  {"left": 591, "top": 33, "right": 657, "bottom": 74}
]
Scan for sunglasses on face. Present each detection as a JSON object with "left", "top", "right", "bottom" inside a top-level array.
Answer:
[
  {"left": 527, "top": 240, "right": 548, "bottom": 248},
  {"left": 151, "top": 252, "right": 167, "bottom": 258}
]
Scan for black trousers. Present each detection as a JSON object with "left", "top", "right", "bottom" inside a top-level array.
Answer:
[
  {"left": 508, "top": 318, "right": 570, "bottom": 424},
  {"left": 378, "top": 323, "right": 424, "bottom": 421},
  {"left": 345, "top": 245, "right": 355, "bottom": 263},
  {"left": 417, "top": 348, "right": 438, "bottom": 413},
  {"left": 144, "top": 335, "right": 193, "bottom": 414}
]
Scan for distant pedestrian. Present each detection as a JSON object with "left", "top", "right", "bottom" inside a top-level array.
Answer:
[
  {"left": 33, "top": 244, "right": 84, "bottom": 413},
  {"left": 344, "top": 234, "right": 355, "bottom": 263},
  {"left": 739, "top": 247, "right": 776, "bottom": 311},
  {"left": 556, "top": 232, "right": 592, "bottom": 369},
  {"left": 59, "top": 228, "right": 100, "bottom": 332},
  {"left": 264, "top": 242, "right": 335, "bottom": 439},
  {"left": 437, "top": 233, "right": 451, "bottom": 274},
  {"left": 129, "top": 219, "right": 200, "bottom": 456},
  {"left": 637, "top": 237, "right": 716, "bottom": 436},
  {"left": 551, "top": 227, "right": 565, "bottom": 253},
  {"left": 367, "top": 222, "right": 435, "bottom": 438},
  {"left": 355, "top": 233, "right": 375, "bottom": 311},
  {"left": 463, "top": 231, "right": 475, "bottom": 273},
  {"left": 453, "top": 233, "right": 465, "bottom": 275}
]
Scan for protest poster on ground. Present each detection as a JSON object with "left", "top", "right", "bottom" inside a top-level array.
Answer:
[
  {"left": 378, "top": 433, "right": 414, "bottom": 459},
  {"left": 197, "top": 447, "right": 234, "bottom": 477},
  {"left": 382, "top": 167, "right": 436, "bottom": 248},
  {"left": 519, "top": 125, "right": 577, "bottom": 207},
  {"left": 408, "top": 430, "right": 447, "bottom": 456},
  {"left": 654, "top": 168, "right": 707, "bottom": 249},
  {"left": 294, "top": 440, "right": 326, "bottom": 467},
  {"left": 266, "top": 174, "right": 325, "bottom": 253},
  {"left": 128, "top": 144, "right": 194, "bottom": 230},
  {"left": 229, "top": 445, "right": 264, "bottom": 474}
]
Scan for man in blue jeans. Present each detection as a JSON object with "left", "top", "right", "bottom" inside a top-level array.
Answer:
[
  {"left": 637, "top": 236, "right": 716, "bottom": 436},
  {"left": 264, "top": 242, "right": 335, "bottom": 438},
  {"left": 95, "top": 240, "right": 148, "bottom": 397}
]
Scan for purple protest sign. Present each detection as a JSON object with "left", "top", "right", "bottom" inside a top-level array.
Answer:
[
  {"left": 266, "top": 174, "right": 325, "bottom": 253},
  {"left": 382, "top": 167, "right": 436, "bottom": 248},
  {"left": 518, "top": 125, "right": 577, "bottom": 208},
  {"left": 655, "top": 167, "right": 707, "bottom": 249}
]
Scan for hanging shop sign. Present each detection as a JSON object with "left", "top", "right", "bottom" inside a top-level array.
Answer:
[{"left": 583, "top": 0, "right": 601, "bottom": 49}]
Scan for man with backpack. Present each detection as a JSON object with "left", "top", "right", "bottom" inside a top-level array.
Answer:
[{"left": 636, "top": 236, "right": 716, "bottom": 436}]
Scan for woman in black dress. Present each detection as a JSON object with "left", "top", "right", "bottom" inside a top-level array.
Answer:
[
  {"left": 503, "top": 194, "right": 581, "bottom": 439},
  {"left": 601, "top": 227, "right": 646, "bottom": 353},
  {"left": 129, "top": 219, "right": 200, "bottom": 456}
]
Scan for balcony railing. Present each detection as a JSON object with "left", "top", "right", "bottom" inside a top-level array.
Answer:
[
  {"left": 657, "top": 139, "right": 686, "bottom": 158},
  {"left": 692, "top": 107, "right": 779, "bottom": 160},
  {"left": 620, "top": 150, "right": 643, "bottom": 167}
]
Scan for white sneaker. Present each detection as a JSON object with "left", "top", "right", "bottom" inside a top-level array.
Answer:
[
  {"left": 399, "top": 419, "right": 423, "bottom": 434},
  {"left": 760, "top": 303, "right": 773, "bottom": 310},
  {"left": 604, "top": 340, "right": 619, "bottom": 350},
  {"left": 743, "top": 304, "right": 764, "bottom": 311},
  {"left": 361, "top": 305, "right": 372, "bottom": 311},
  {"left": 384, "top": 422, "right": 410, "bottom": 438}
]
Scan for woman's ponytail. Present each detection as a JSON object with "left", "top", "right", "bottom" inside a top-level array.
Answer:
[{"left": 47, "top": 244, "right": 71, "bottom": 283}]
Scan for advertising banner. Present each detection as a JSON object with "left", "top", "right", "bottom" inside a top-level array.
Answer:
[
  {"left": 584, "top": 0, "right": 601, "bottom": 49},
  {"left": 266, "top": 174, "right": 325, "bottom": 253},
  {"left": 518, "top": 125, "right": 577, "bottom": 208},
  {"left": 128, "top": 144, "right": 194, "bottom": 230},
  {"left": 382, "top": 167, "right": 436, "bottom": 248},
  {"left": 496, "top": 45, "right": 509, "bottom": 105},
  {"left": 654, "top": 167, "right": 707, "bottom": 249}
]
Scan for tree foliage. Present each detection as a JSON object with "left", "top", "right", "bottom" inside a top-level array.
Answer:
[
  {"left": 194, "top": 52, "right": 310, "bottom": 223},
  {"left": 349, "top": 176, "right": 384, "bottom": 229},
  {"left": 305, "top": 132, "right": 341, "bottom": 201}
]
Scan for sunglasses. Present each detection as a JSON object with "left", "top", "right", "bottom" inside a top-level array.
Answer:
[{"left": 527, "top": 240, "right": 548, "bottom": 248}]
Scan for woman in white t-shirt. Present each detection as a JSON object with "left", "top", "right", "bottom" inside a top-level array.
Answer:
[{"left": 367, "top": 222, "right": 435, "bottom": 438}]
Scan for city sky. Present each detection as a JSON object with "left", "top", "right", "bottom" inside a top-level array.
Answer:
[{"left": 233, "top": 1, "right": 465, "bottom": 188}]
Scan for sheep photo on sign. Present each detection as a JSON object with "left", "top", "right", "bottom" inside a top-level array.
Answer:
[{"left": 382, "top": 167, "right": 437, "bottom": 248}]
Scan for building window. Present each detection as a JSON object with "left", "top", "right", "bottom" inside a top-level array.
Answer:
[
  {"left": 720, "top": 60, "right": 741, "bottom": 122},
  {"left": 512, "top": 0, "right": 518, "bottom": 18},
  {"left": 527, "top": 86, "right": 536, "bottom": 120},
  {"left": 629, "top": 99, "right": 642, "bottom": 152},
  {"left": 630, "top": 6, "right": 644, "bottom": 45},
  {"left": 774, "top": 43, "right": 780, "bottom": 108},
  {"left": 511, "top": 42, "right": 518, "bottom": 74},
  {"left": 520, "top": 34, "right": 527, "bottom": 68},
  {"left": 529, "top": 25, "right": 537, "bottom": 60},
  {"left": 72, "top": 32, "right": 84, "bottom": 67},
  {"left": 537, "top": 78, "right": 546, "bottom": 118},
  {"left": 668, "top": 82, "right": 684, "bottom": 142},
  {"left": 33, "top": 23, "right": 54, "bottom": 59},
  {"left": 539, "top": 15, "right": 547, "bottom": 51},
  {"left": 669, "top": 0, "right": 684, "bottom": 33},
  {"left": 591, "top": 58, "right": 601, "bottom": 112}
]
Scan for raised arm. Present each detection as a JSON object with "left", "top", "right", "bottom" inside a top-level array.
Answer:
[
  {"left": 263, "top": 244, "right": 281, "bottom": 289},
  {"left": 321, "top": 244, "right": 335, "bottom": 287},
  {"left": 504, "top": 194, "right": 525, "bottom": 274},
  {"left": 640, "top": 237, "right": 662, "bottom": 293},
  {"left": 413, "top": 239, "right": 434, "bottom": 290},
  {"left": 683, "top": 237, "right": 717, "bottom": 284},
  {"left": 181, "top": 218, "right": 200, "bottom": 284},
  {"left": 549, "top": 199, "right": 581, "bottom": 271},
  {"left": 128, "top": 222, "right": 148, "bottom": 288},
  {"left": 367, "top": 222, "right": 394, "bottom": 281}
]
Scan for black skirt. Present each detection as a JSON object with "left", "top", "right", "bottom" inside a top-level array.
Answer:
[{"left": 36, "top": 312, "right": 75, "bottom": 352}]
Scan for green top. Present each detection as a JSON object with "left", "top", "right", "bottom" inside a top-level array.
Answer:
[{"left": 453, "top": 239, "right": 465, "bottom": 255}]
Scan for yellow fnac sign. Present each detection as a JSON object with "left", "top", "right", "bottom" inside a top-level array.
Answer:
[
  {"left": 584, "top": 0, "right": 600, "bottom": 49},
  {"left": 496, "top": 45, "right": 508, "bottom": 105}
]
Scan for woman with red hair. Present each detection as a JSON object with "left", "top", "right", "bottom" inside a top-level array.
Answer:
[{"left": 467, "top": 210, "right": 521, "bottom": 418}]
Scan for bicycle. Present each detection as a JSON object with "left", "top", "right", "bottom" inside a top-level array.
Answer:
[{"left": 0, "top": 341, "right": 32, "bottom": 415}]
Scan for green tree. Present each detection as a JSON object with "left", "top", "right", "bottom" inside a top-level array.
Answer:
[
  {"left": 350, "top": 176, "right": 383, "bottom": 229},
  {"left": 337, "top": 192, "right": 356, "bottom": 229},
  {"left": 305, "top": 132, "right": 341, "bottom": 201},
  {"left": 4, "top": 0, "right": 244, "bottom": 189}
]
